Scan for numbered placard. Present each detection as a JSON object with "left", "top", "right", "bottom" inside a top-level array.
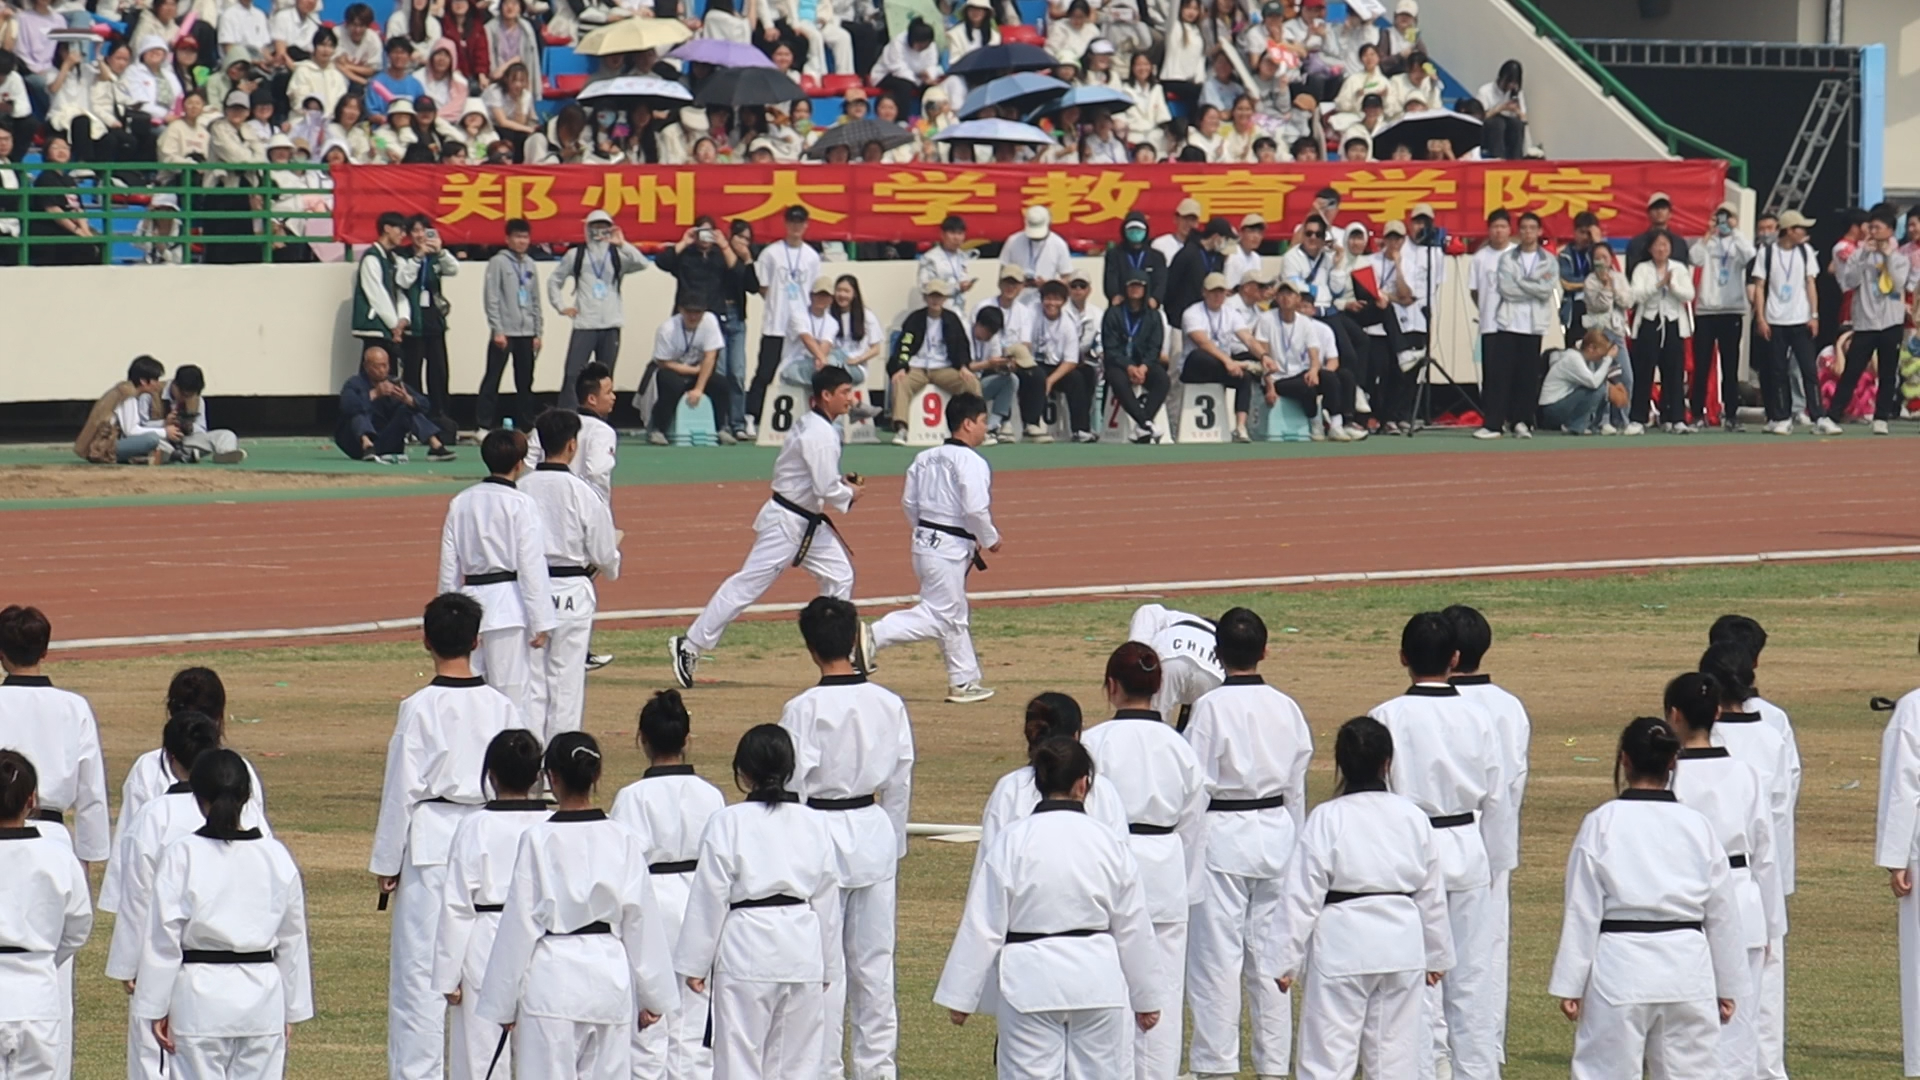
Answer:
[
  {"left": 1175, "top": 382, "right": 1228, "bottom": 444},
  {"left": 905, "top": 386, "right": 952, "bottom": 447}
]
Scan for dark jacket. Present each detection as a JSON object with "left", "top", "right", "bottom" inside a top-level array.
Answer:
[
  {"left": 1164, "top": 237, "right": 1222, "bottom": 325},
  {"left": 654, "top": 242, "right": 754, "bottom": 313},
  {"left": 1100, "top": 302, "right": 1165, "bottom": 368},
  {"left": 891, "top": 306, "right": 973, "bottom": 374},
  {"left": 1624, "top": 226, "right": 1689, "bottom": 277},
  {"left": 336, "top": 372, "right": 422, "bottom": 440},
  {"left": 1103, "top": 213, "right": 1169, "bottom": 306}
]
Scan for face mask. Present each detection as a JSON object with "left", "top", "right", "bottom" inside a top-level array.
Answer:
[
  {"left": 1124, "top": 225, "right": 1146, "bottom": 242},
  {"left": 794, "top": 119, "right": 812, "bottom": 133},
  {"left": 1715, "top": 220, "right": 1730, "bottom": 237}
]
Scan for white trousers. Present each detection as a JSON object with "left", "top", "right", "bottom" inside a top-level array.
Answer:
[
  {"left": 998, "top": 1005, "right": 1132, "bottom": 1080},
  {"left": 0, "top": 1020, "right": 61, "bottom": 1080},
  {"left": 633, "top": 975, "right": 712, "bottom": 1080},
  {"left": 710, "top": 976, "right": 825, "bottom": 1080},
  {"left": 689, "top": 507, "right": 854, "bottom": 653},
  {"left": 180, "top": 429, "right": 240, "bottom": 456},
  {"left": 1185, "top": 868, "right": 1291, "bottom": 1077},
  {"left": 126, "top": 1010, "right": 165, "bottom": 1080},
  {"left": 1296, "top": 969, "right": 1425, "bottom": 1080},
  {"left": 449, "top": 988, "right": 511, "bottom": 1080},
  {"left": 1904, "top": 885, "right": 1920, "bottom": 1075},
  {"left": 823, "top": 876, "right": 899, "bottom": 1080},
  {"left": 474, "top": 627, "right": 535, "bottom": 722},
  {"left": 870, "top": 551, "right": 979, "bottom": 686},
  {"left": 530, "top": 616, "right": 594, "bottom": 742},
  {"left": 1137, "top": 921, "right": 1186, "bottom": 1080},
  {"left": 1758, "top": 937, "right": 1786, "bottom": 1079},
  {"left": 1488, "top": 868, "right": 1512, "bottom": 1060},
  {"left": 389, "top": 861, "right": 449, "bottom": 1080},
  {"left": 54, "top": 958, "right": 70, "bottom": 1080},
  {"left": 1425, "top": 884, "right": 1499, "bottom": 1080},
  {"left": 515, "top": 1014, "right": 628, "bottom": 1080},
  {"left": 170, "top": 1035, "right": 286, "bottom": 1080},
  {"left": 793, "top": 21, "right": 854, "bottom": 75},
  {"left": 1715, "top": 946, "right": 1766, "bottom": 1080},
  {"left": 1569, "top": 994, "right": 1718, "bottom": 1080}
]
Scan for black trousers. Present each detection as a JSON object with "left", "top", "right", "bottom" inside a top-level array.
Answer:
[
  {"left": 1364, "top": 330, "right": 1422, "bottom": 423},
  {"left": 561, "top": 327, "right": 622, "bottom": 410},
  {"left": 747, "top": 334, "right": 785, "bottom": 422},
  {"left": 650, "top": 364, "right": 732, "bottom": 433},
  {"left": 1482, "top": 114, "right": 1526, "bottom": 160},
  {"left": 1692, "top": 313, "right": 1745, "bottom": 423},
  {"left": 1479, "top": 331, "right": 1543, "bottom": 431},
  {"left": 1830, "top": 325, "right": 1904, "bottom": 421},
  {"left": 1273, "top": 367, "right": 1356, "bottom": 421},
  {"left": 403, "top": 332, "right": 453, "bottom": 429},
  {"left": 68, "top": 113, "right": 156, "bottom": 163},
  {"left": 1104, "top": 361, "right": 1170, "bottom": 428},
  {"left": 1762, "top": 323, "right": 1820, "bottom": 422},
  {"left": 1320, "top": 310, "right": 1368, "bottom": 367},
  {"left": 1181, "top": 351, "right": 1255, "bottom": 414},
  {"left": 1019, "top": 362, "right": 1093, "bottom": 433},
  {"left": 478, "top": 336, "right": 537, "bottom": 429},
  {"left": 1630, "top": 319, "right": 1688, "bottom": 425}
]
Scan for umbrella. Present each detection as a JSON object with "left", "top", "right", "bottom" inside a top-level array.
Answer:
[
  {"left": 574, "top": 17, "right": 694, "bottom": 57},
  {"left": 932, "top": 118, "right": 1056, "bottom": 146},
  {"left": 1025, "top": 84, "right": 1133, "bottom": 121},
  {"left": 947, "top": 43, "right": 1058, "bottom": 79},
  {"left": 693, "top": 67, "right": 808, "bottom": 109},
  {"left": 1369, "top": 109, "right": 1484, "bottom": 160},
  {"left": 958, "top": 72, "right": 1070, "bottom": 120},
  {"left": 807, "top": 118, "right": 914, "bottom": 158},
  {"left": 576, "top": 75, "right": 694, "bottom": 110},
  {"left": 668, "top": 38, "right": 775, "bottom": 69}
]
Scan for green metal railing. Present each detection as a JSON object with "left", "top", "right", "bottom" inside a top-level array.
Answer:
[
  {"left": 1500, "top": 0, "right": 1749, "bottom": 186},
  {"left": 0, "top": 160, "right": 337, "bottom": 265}
]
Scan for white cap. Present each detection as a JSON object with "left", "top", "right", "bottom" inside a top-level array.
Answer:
[
  {"left": 1176, "top": 197, "right": 1202, "bottom": 218},
  {"left": 585, "top": 209, "right": 614, "bottom": 225},
  {"left": 224, "top": 90, "right": 251, "bottom": 109},
  {"left": 386, "top": 98, "right": 415, "bottom": 116},
  {"left": 150, "top": 192, "right": 179, "bottom": 209},
  {"left": 1202, "top": 272, "right": 1229, "bottom": 291},
  {"left": 1395, "top": 0, "right": 1417, "bottom": 14},
  {"left": 1023, "top": 205, "right": 1051, "bottom": 241},
  {"left": 922, "top": 278, "right": 955, "bottom": 296},
  {"left": 811, "top": 274, "right": 837, "bottom": 294},
  {"left": 265, "top": 133, "right": 295, "bottom": 151},
  {"left": 1089, "top": 39, "right": 1116, "bottom": 54}
]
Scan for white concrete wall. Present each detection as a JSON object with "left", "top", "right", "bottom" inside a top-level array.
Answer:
[{"left": 1845, "top": 0, "right": 1920, "bottom": 195}]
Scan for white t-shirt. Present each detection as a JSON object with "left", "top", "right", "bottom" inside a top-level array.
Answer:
[
  {"left": 1751, "top": 243, "right": 1816, "bottom": 326},
  {"left": 1253, "top": 310, "right": 1318, "bottom": 378},
  {"left": 1223, "top": 248, "right": 1264, "bottom": 290},
  {"left": 782, "top": 304, "right": 841, "bottom": 370},
  {"left": 1180, "top": 299, "right": 1249, "bottom": 365},
  {"left": 755, "top": 240, "right": 822, "bottom": 340},
  {"left": 651, "top": 312, "right": 723, "bottom": 364},
  {"left": 1470, "top": 242, "right": 1510, "bottom": 333}
]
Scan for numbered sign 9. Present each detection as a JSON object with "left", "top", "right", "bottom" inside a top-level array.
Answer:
[{"left": 906, "top": 386, "right": 953, "bottom": 446}]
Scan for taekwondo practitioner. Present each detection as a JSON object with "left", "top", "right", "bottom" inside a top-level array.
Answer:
[
  {"left": 0, "top": 750, "right": 92, "bottom": 1080},
  {"left": 611, "top": 691, "right": 728, "bottom": 1080},
  {"left": 863, "top": 391, "right": 1002, "bottom": 705},
  {"left": 672, "top": 366, "right": 866, "bottom": 688},
  {"left": 1549, "top": 718, "right": 1748, "bottom": 1079},
  {"left": 1264, "top": 716, "right": 1453, "bottom": 1080},
  {"left": 526, "top": 362, "right": 621, "bottom": 671},
  {"left": 521, "top": 408, "right": 623, "bottom": 739},
  {"left": 935, "top": 737, "right": 1167, "bottom": 1080},
  {"left": 1666, "top": 671, "right": 1785, "bottom": 1080},
  {"left": 1367, "top": 612, "right": 1511, "bottom": 1080},
  {"left": 432, "top": 729, "right": 550, "bottom": 1080},
  {"left": 1182, "top": 608, "right": 1312, "bottom": 1080},
  {"left": 475, "top": 732, "right": 679, "bottom": 1080},
  {"left": 976, "top": 693, "right": 1129, "bottom": 869},
  {"left": 132, "top": 749, "right": 313, "bottom": 1080},
  {"left": 779, "top": 596, "right": 915, "bottom": 1080},
  {"left": 1878, "top": 645, "right": 1920, "bottom": 1077},
  {"left": 675, "top": 725, "right": 843, "bottom": 1080},
  {"left": 370, "top": 594, "right": 528, "bottom": 1080},
  {"left": 1080, "top": 642, "right": 1209, "bottom": 1080},
  {"left": 1125, "top": 604, "right": 1224, "bottom": 731}
]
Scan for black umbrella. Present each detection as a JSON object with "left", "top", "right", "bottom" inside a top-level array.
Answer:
[
  {"left": 693, "top": 67, "right": 808, "bottom": 109},
  {"left": 807, "top": 118, "right": 914, "bottom": 158},
  {"left": 1369, "top": 109, "right": 1484, "bottom": 160},
  {"left": 947, "top": 42, "right": 1058, "bottom": 79}
]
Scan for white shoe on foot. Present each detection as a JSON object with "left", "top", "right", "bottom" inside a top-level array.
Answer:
[
  {"left": 1768, "top": 420, "right": 1793, "bottom": 435},
  {"left": 1513, "top": 422, "right": 1532, "bottom": 439},
  {"left": 1874, "top": 419, "right": 1891, "bottom": 435},
  {"left": 945, "top": 682, "right": 995, "bottom": 704},
  {"left": 1814, "top": 416, "right": 1843, "bottom": 435},
  {"left": 1794, "top": 411, "right": 1813, "bottom": 428},
  {"left": 853, "top": 620, "right": 879, "bottom": 675},
  {"left": 1473, "top": 428, "right": 1501, "bottom": 440},
  {"left": 1023, "top": 424, "right": 1054, "bottom": 444},
  {"left": 668, "top": 636, "right": 699, "bottom": 688},
  {"left": 585, "top": 653, "right": 613, "bottom": 671},
  {"left": 1600, "top": 423, "right": 1618, "bottom": 435},
  {"left": 1622, "top": 422, "right": 1646, "bottom": 436}
]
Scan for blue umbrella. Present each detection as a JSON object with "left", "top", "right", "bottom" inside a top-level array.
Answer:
[
  {"left": 668, "top": 39, "right": 776, "bottom": 69},
  {"left": 947, "top": 42, "right": 1058, "bottom": 78},
  {"left": 958, "top": 73, "right": 1071, "bottom": 120},
  {"left": 1025, "top": 84, "right": 1134, "bottom": 121},
  {"left": 932, "top": 118, "right": 1057, "bottom": 146}
]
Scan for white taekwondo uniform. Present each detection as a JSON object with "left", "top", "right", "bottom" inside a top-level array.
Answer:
[
  {"left": 102, "top": 751, "right": 268, "bottom": 913},
  {"left": 1714, "top": 706, "right": 1796, "bottom": 1079},
  {"left": 870, "top": 438, "right": 1001, "bottom": 688},
  {"left": 520, "top": 462, "right": 622, "bottom": 741},
  {"left": 0, "top": 822, "right": 91, "bottom": 1080},
  {"left": 1449, "top": 672, "right": 1530, "bottom": 1058},
  {"left": 1877, "top": 687, "right": 1920, "bottom": 1076},
  {"left": 437, "top": 476, "right": 557, "bottom": 721},
  {"left": 526, "top": 412, "right": 617, "bottom": 503},
  {"left": 1126, "top": 606, "right": 1225, "bottom": 730}
]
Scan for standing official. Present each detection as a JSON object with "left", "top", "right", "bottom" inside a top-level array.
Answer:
[
  {"left": 1749, "top": 210, "right": 1823, "bottom": 437},
  {"left": 749, "top": 206, "right": 823, "bottom": 433},
  {"left": 549, "top": 209, "right": 649, "bottom": 410},
  {"left": 671, "top": 366, "right": 866, "bottom": 688},
  {"left": 527, "top": 362, "right": 619, "bottom": 503},
  {"left": 1689, "top": 204, "right": 1755, "bottom": 431},
  {"left": 1829, "top": 203, "right": 1911, "bottom": 435},
  {"left": 436, "top": 429, "right": 554, "bottom": 718},
  {"left": 866, "top": 392, "right": 1002, "bottom": 704},
  {"left": 1479, "top": 212, "right": 1557, "bottom": 440},
  {"left": 521, "top": 409, "right": 621, "bottom": 740},
  {"left": 478, "top": 217, "right": 543, "bottom": 434}
]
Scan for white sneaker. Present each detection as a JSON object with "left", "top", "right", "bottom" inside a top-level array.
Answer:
[
  {"left": 668, "top": 636, "right": 699, "bottom": 689},
  {"left": 1397, "top": 348, "right": 1423, "bottom": 372},
  {"left": 1513, "top": 423, "right": 1532, "bottom": 439},
  {"left": 945, "top": 682, "right": 996, "bottom": 704},
  {"left": 585, "top": 653, "right": 614, "bottom": 671},
  {"left": 1600, "top": 423, "right": 1618, "bottom": 435},
  {"left": 1768, "top": 420, "right": 1793, "bottom": 435},
  {"left": 744, "top": 416, "right": 758, "bottom": 438},
  {"left": 1814, "top": 417, "right": 1844, "bottom": 435},
  {"left": 1671, "top": 422, "right": 1693, "bottom": 435},
  {"left": 715, "top": 429, "right": 737, "bottom": 446},
  {"left": 1622, "top": 422, "right": 1646, "bottom": 436},
  {"left": 853, "top": 621, "right": 879, "bottom": 675},
  {"left": 1794, "top": 411, "right": 1813, "bottom": 428},
  {"left": 1874, "top": 419, "right": 1891, "bottom": 435},
  {"left": 1327, "top": 416, "right": 1352, "bottom": 441},
  {"left": 1071, "top": 431, "right": 1099, "bottom": 443},
  {"left": 1023, "top": 424, "right": 1054, "bottom": 445},
  {"left": 1473, "top": 428, "right": 1501, "bottom": 440}
]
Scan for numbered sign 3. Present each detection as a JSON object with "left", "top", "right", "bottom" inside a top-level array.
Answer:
[
  {"left": 756, "top": 385, "right": 806, "bottom": 447},
  {"left": 905, "top": 386, "right": 953, "bottom": 447},
  {"left": 1176, "top": 382, "right": 1228, "bottom": 444}
]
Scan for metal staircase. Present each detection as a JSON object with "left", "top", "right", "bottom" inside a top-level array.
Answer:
[{"left": 1763, "top": 77, "right": 1851, "bottom": 217}]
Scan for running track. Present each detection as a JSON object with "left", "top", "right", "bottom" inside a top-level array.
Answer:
[{"left": 10, "top": 439, "right": 1920, "bottom": 645}]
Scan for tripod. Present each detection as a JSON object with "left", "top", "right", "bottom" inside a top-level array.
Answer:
[{"left": 1402, "top": 238, "right": 1481, "bottom": 434}]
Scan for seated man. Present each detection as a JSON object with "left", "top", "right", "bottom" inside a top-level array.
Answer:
[
  {"left": 645, "top": 300, "right": 730, "bottom": 445},
  {"left": 335, "top": 345, "right": 457, "bottom": 462},
  {"left": 147, "top": 364, "right": 248, "bottom": 464},
  {"left": 74, "top": 354, "right": 170, "bottom": 465},
  {"left": 1100, "top": 269, "right": 1170, "bottom": 443},
  {"left": 889, "top": 278, "right": 979, "bottom": 436}
]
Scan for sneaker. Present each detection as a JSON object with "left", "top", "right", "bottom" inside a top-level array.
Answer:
[
  {"left": 1874, "top": 419, "right": 1891, "bottom": 435},
  {"left": 585, "top": 653, "right": 614, "bottom": 671},
  {"left": 668, "top": 636, "right": 699, "bottom": 689},
  {"left": 849, "top": 403, "right": 883, "bottom": 422},
  {"left": 371, "top": 452, "right": 406, "bottom": 464},
  {"left": 1814, "top": 417, "right": 1843, "bottom": 436},
  {"left": 1071, "top": 431, "right": 1099, "bottom": 443},
  {"left": 1396, "top": 348, "right": 1423, "bottom": 372},
  {"left": 1768, "top": 420, "right": 1793, "bottom": 435},
  {"left": 1671, "top": 422, "right": 1693, "bottom": 435},
  {"left": 648, "top": 431, "right": 669, "bottom": 446},
  {"left": 211, "top": 449, "right": 248, "bottom": 464},
  {"left": 945, "top": 682, "right": 996, "bottom": 704},
  {"left": 1232, "top": 428, "right": 1251, "bottom": 443},
  {"left": 1723, "top": 418, "right": 1742, "bottom": 433},
  {"left": 716, "top": 429, "right": 738, "bottom": 446},
  {"left": 1513, "top": 423, "right": 1532, "bottom": 439},
  {"left": 1622, "top": 422, "right": 1646, "bottom": 436},
  {"left": 1023, "top": 424, "right": 1054, "bottom": 445},
  {"left": 1346, "top": 423, "right": 1368, "bottom": 441},
  {"left": 731, "top": 429, "right": 751, "bottom": 444},
  {"left": 1327, "top": 416, "right": 1352, "bottom": 442},
  {"left": 981, "top": 431, "right": 999, "bottom": 446},
  {"left": 1473, "top": 428, "right": 1501, "bottom": 440},
  {"left": 853, "top": 620, "right": 879, "bottom": 675},
  {"left": 1794, "top": 411, "right": 1812, "bottom": 428},
  {"left": 1600, "top": 423, "right": 1618, "bottom": 435},
  {"left": 744, "top": 417, "right": 758, "bottom": 438},
  {"left": 428, "top": 446, "right": 458, "bottom": 462}
]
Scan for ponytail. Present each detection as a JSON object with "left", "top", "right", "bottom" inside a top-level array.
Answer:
[
  {"left": 1698, "top": 642, "right": 1756, "bottom": 705},
  {"left": 544, "top": 731, "right": 603, "bottom": 797},
  {"left": 1615, "top": 716, "right": 1680, "bottom": 791},
  {"left": 1332, "top": 716, "right": 1393, "bottom": 796},
  {"left": 732, "top": 724, "right": 795, "bottom": 805},
  {"left": 484, "top": 728, "right": 544, "bottom": 796},
  {"left": 1662, "top": 671, "right": 1719, "bottom": 736},
  {"left": 0, "top": 750, "right": 36, "bottom": 821},
  {"left": 190, "top": 748, "right": 253, "bottom": 840},
  {"left": 639, "top": 689, "right": 692, "bottom": 757},
  {"left": 1022, "top": 692, "right": 1083, "bottom": 754},
  {"left": 162, "top": 709, "right": 222, "bottom": 777},
  {"left": 1029, "top": 736, "right": 1093, "bottom": 799}
]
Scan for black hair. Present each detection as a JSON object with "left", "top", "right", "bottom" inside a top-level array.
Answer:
[
  {"left": 1615, "top": 716, "right": 1680, "bottom": 790},
  {"left": 534, "top": 408, "right": 582, "bottom": 460},
  {"left": 811, "top": 364, "right": 856, "bottom": 397},
  {"left": 906, "top": 16, "right": 935, "bottom": 44},
  {"left": 941, "top": 215, "right": 966, "bottom": 233},
  {"left": 1699, "top": 642, "right": 1756, "bottom": 705},
  {"left": 1708, "top": 614, "right": 1767, "bottom": 659},
  {"left": 422, "top": 593, "right": 483, "bottom": 660},
  {"left": 506, "top": 218, "right": 531, "bottom": 236},
  {"left": 163, "top": 710, "right": 222, "bottom": 775},
  {"left": 481, "top": 428, "right": 528, "bottom": 475},
  {"left": 1441, "top": 605, "right": 1491, "bottom": 672},
  {"left": 1105, "top": 641, "right": 1163, "bottom": 700},
  {"left": 128, "top": 354, "right": 166, "bottom": 385},
  {"left": 312, "top": 26, "right": 337, "bottom": 47},
  {"left": 1870, "top": 203, "right": 1899, "bottom": 228},
  {"left": 575, "top": 361, "right": 613, "bottom": 402},
  {"left": 1022, "top": 692, "right": 1083, "bottom": 751},
  {"left": 732, "top": 723, "right": 795, "bottom": 804},
  {"left": 191, "top": 748, "right": 253, "bottom": 840},
  {"left": 172, "top": 364, "right": 206, "bottom": 395},
  {"left": 485, "top": 728, "right": 544, "bottom": 795},
  {"left": 831, "top": 274, "right": 867, "bottom": 346},
  {"left": 1517, "top": 211, "right": 1542, "bottom": 227},
  {"left": 385, "top": 35, "right": 414, "bottom": 53},
  {"left": 974, "top": 306, "right": 1004, "bottom": 335},
  {"left": 1030, "top": 736, "right": 1094, "bottom": 799},
  {"left": 1485, "top": 208, "right": 1511, "bottom": 225},
  {"left": 1399, "top": 611, "right": 1457, "bottom": 678},
  {"left": 0, "top": 605, "right": 52, "bottom": 668},
  {"left": 639, "top": 689, "right": 692, "bottom": 758},
  {"left": 344, "top": 2, "right": 374, "bottom": 23},
  {"left": 167, "top": 667, "right": 227, "bottom": 726},
  {"left": 408, "top": 213, "right": 434, "bottom": 231},
  {"left": 1496, "top": 58, "right": 1523, "bottom": 90},
  {"left": 1573, "top": 210, "right": 1599, "bottom": 229},
  {"left": 798, "top": 595, "right": 858, "bottom": 665},
  {"left": 1844, "top": 206, "right": 1870, "bottom": 228},
  {"left": 377, "top": 210, "right": 409, "bottom": 232},
  {"left": 945, "top": 392, "right": 989, "bottom": 433},
  {"left": 544, "top": 731, "right": 603, "bottom": 796},
  {"left": 1333, "top": 715, "right": 1393, "bottom": 796},
  {"left": 1214, "top": 607, "right": 1266, "bottom": 671},
  {"left": 0, "top": 750, "right": 37, "bottom": 822},
  {"left": 1664, "top": 671, "right": 1719, "bottom": 736},
  {"left": 1040, "top": 280, "right": 1070, "bottom": 300}
]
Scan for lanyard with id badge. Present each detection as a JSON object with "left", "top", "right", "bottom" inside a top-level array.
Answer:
[
  {"left": 784, "top": 245, "right": 806, "bottom": 306},
  {"left": 514, "top": 256, "right": 534, "bottom": 308},
  {"left": 588, "top": 247, "right": 612, "bottom": 300}
]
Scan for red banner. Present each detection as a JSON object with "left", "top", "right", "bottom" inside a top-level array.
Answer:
[{"left": 332, "top": 159, "right": 1727, "bottom": 247}]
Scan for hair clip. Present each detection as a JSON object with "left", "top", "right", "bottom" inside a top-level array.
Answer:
[{"left": 571, "top": 745, "right": 602, "bottom": 760}]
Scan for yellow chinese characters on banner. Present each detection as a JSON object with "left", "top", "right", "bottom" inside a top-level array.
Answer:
[
  {"left": 1019, "top": 170, "right": 1148, "bottom": 225},
  {"left": 582, "top": 171, "right": 698, "bottom": 226},
  {"left": 723, "top": 171, "right": 848, "bottom": 224},
  {"left": 1484, "top": 167, "right": 1620, "bottom": 222},
  {"left": 1172, "top": 169, "right": 1304, "bottom": 222},
  {"left": 1329, "top": 168, "right": 1459, "bottom": 224},
  {"left": 871, "top": 171, "right": 1000, "bottom": 226},
  {"left": 438, "top": 173, "right": 560, "bottom": 224}
]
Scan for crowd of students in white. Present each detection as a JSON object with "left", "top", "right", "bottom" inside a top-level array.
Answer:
[{"left": 0, "top": 586, "right": 1826, "bottom": 1080}]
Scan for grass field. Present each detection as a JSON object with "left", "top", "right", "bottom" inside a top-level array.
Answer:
[{"left": 57, "top": 560, "right": 1920, "bottom": 1078}]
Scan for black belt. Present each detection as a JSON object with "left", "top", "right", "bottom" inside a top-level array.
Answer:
[
  {"left": 1006, "top": 928, "right": 1104, "bottom": 944},
  {"left": 1729, "top": 854, "right": 1749, "bottom": 869},
  {"left": 474, "top": 903, "right": 505, "bottom": 913},
  {"left": 1429, "top": 813, "right": 1475, "bottom": 829},
  {"left": 1600, "top": 920, "right": 1702, "bottom": 934},
  {"left": 650, "top": 860, "right": 697, "bottom": 874},
  {"left": 773, "top": 492, "right": 849, "bottom": 567},
  {"left": 0, "top": 946, "right": 27, "bottom": 954},
  {"left": 918, "top": 519, "right": 988, "bottom": 572},
  {"left": 1326, "top": 890, "right": 1412, "bottom": 905},
  {"left": 730, "top": 894, "right": 805, "bottom": 910},
  {"left": 464, "top": 570, "right": 518, "bottom": 586},
  {"left": 807, "top": 794, "right": 876, "bottom": 811},
  {"left": 183, "top": 950, "right": 275, "bottom": 964},
  {"left": 548, "top": 565, "right": 593, "bottom": 578},
  {"left": 1128, "top": 823, "right": 1175, "bottom": 835},
  {"left": 1209, "top": 794, "right": 1286, "bottom": 812},
  {"left": 31, "top": 809, "right": 62, "bottom": 824},
  {"left": 555, "top": 921, "right": 612, "bottom": 936}
]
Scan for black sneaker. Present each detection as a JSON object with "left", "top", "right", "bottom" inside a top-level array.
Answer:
[
  {"left": 668, "top": 636, "right": 698, "bottom": 688},
  {"left": 428, "top": 446, "right": 458, "bottom": 462},
  {"left": 585, "top": 653, "right": 614, "bottom": 671}
]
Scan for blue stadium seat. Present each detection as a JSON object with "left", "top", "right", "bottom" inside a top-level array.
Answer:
[{"left": 1014, "top": 0, "right": 1046, "bottom": 26}]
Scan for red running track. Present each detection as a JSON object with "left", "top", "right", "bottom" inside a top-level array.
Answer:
[{"left": 9, "top": 439, "right": 1920, "bottom": 644}]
